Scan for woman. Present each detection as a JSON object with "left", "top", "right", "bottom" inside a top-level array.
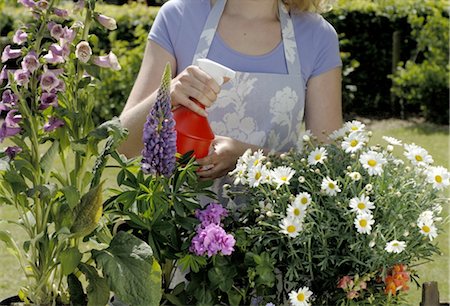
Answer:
[{"left": 119, "top": 0, "right": 342, "bottom": 182}]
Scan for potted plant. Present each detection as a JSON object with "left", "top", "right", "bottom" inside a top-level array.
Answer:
[{"left": 0, "top": 0, "right": 160, "bottom": 304}]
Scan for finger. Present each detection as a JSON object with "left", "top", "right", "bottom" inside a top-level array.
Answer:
[{"left": 189, "top": 66, "right": 221, "bottom": 94}]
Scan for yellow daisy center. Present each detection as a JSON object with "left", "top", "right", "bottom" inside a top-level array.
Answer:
[
  {"left": 281, "top": 176, "right": 288, "bottom": 181},
  {"left": 315, "top": 154, "right": 322, "bottom": 161},
  {"left": 350, "top": 140, "right": 358, "bottom": 147},
  {"left": 294, "top": 208, "right": 301, "bottom": 216},
  {"left": 357, "top": 202, "right": 366, "bottom": 210},
  {"left": 422, "top": 225, "right": 431, "bottom": 233},
  {"left": 297, "top": 293, "right": 305, "bottom": 301},
  {"left": 393, "top": 242, "right": 399, "bottom": 247},
  {"left": 287, "top": 225, "right": 296, "bottom": 233},
  {"left": 328, "top": 182, "right": 335, "bottom": 189},
  {"left": 359, "top": 219, "right": 368, "bottom": 227},
  {"left": 301, "top": 197, "right": 308, "bottom": 205},
  {"left": 368, "top": 159, "right": 377, "bottom": 167},
  {"left": 435, "top": 175, "right": 443, "bottom": 183},
  {"left": 351, "top": 126, "right": 358, "bottom": 131},
  {"left": 255, "top": 172, "right": 261, "bottom": 180},
  {"left": 253, "top": 159, "right": 259, "bottom": 166},
  {"left": 415, "top": 155, "right": 423, "bottom": 162}
]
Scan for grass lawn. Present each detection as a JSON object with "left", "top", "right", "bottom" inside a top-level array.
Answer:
[{"left": 0, "top": 118, "right": 448, "bottom": 303}]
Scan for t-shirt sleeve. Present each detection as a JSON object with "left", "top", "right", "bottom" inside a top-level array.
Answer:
[
  {"left": 147, "top": 0, "right": 183, "bottom": 57},
  {"left": 311, "top": 17, "right": 342, "bottom": 77}
]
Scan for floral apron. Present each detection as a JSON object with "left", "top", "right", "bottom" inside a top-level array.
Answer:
[{"left": 193, "top": 0, "right": 305, "bottom": 202}]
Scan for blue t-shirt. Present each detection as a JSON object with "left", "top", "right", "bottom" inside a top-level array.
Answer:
[{"left": 149, "top": 0, "right": 341, "bottom": 85}]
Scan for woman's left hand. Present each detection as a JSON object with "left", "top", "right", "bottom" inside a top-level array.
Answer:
[{"left": 196, "top": 135, "right": 248, "bottom": 180}]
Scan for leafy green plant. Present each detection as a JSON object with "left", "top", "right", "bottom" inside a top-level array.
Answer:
[{"left": 0, "top": 0, "right": 160, "bottom": 304}]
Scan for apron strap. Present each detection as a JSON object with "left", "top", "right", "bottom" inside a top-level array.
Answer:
[{"left": 192, "top": 0, "right": 302, "bottom": 76}]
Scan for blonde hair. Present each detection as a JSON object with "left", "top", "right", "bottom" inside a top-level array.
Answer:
[{"left": 283, "top": 0, "right": 334, "bottom": 13}]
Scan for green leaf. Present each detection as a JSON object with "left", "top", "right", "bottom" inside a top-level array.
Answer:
[
  {"left": 228, "top": 289, "right": 242, "bottom": 306},
  {"left": 61, "top": 186, "right": 80, "bottom": 209},
  {"left": 79, "top": 263, "right": 110, "bottom": 306},
  {"left": 177, "top": 254, "right": 207, "bottom": 273},
  {"left": 0, "top": 230, "right": 22, "bottom": 263},
  {"left": 67, "top": 273, "right": 87, "bottom": 306},
  {"left": 40, "top": 140, "right": 59, "bottom": 176},
  {"left": 60, "top": 247, "right": 82, "bottom": 276},
  {"left": 92, "top": 231, "right": 162, "bottom": 306},
  {"left": 4, "top": 171, "right": 28, "bottom": 193}
]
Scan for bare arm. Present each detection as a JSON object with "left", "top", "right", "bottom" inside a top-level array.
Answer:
[
  {"left": 304, "top": 66, "right": 342, "bottom": 142},
  {"left": 118, "top": 40, "right": 220, "bottom": 158}
]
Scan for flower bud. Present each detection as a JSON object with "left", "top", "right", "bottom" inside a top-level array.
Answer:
[
  {"left": 92, "top": 52, "right": 121, "bottom": 70},
  {"left": 298, "top": 176, "right": 305, "bottom": 183},
  {"left": 386, "top": 145, "right": 394, "bottom": 152},
  {"left": 302, "top": 134, "right": 310, "bottom": 142},
  {"left": 96, "top": 14, "right": 117, "bottom": 30},
  {"left": 314, "top": 168, "right": 320, "bottom": 174}
]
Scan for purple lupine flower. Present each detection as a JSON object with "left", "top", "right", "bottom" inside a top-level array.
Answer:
[
  {"left": 40, "top": 70, "right": 59, "bottom": 92},
  {"left": 14, "top": 69, "right": 30, "bottom": 87},
  {"left": 195, "top": 203, "right": 228, "bottom": 228},
  {"left": 1, "top": 45, "right": 22, "bottom": 63},
  {"left": 39, "top": 92, "right": 58, "bottom": 110},
  {"left": 141, "top": 63, "right": 176, "bottom": 177},
  {"left": 18, "top": 0, "right": 36, "bottom": 8},
  {"left": 5, "top": 146, "right": 22, "bottom": 160},
  {"left": 13, "top": 30, "right": 28, "bottom": 45},
  {"left": 190, "top": 223, "right": 235, "bottom": 257},
  {"left": 43, "top": 117, "right": 64, "bottom": 132},
  {"left": 53, "top": 8, "right": 68, "bottom": 18},
  {"left": 92, "top": 52, "right": 121, "bottom": 70},
  {"left": 21, "top": 51, "right": 40, "bottom": 73},
  {"left": 95, "top": 14, "right": 117, "bottom": 30}
]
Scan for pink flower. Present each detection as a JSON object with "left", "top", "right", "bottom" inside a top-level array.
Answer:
[
  {"left": 75, "top": 41, "right": 92, "bottom": 63},
  {"left": 43, "top": 117, "right": 64, "bottom": 132},
  {"left": 95, "top": 14, "right": 117, "bottom": 30},
  {"left": 2, "top": 45, "right": 22, "bottom": 63},
  {"left": 39, "top": 92, "right": 58, "bottom": 110},
  {"left": 337, "top": 275, "right": 354, "bottom": 290},
  {"left": 346, "top": 290, "right": 359, "bottom": 300},
  {"left": 195, "top": 203, "right": 228, "bottom": 227},
  {"left": 13, "top": 30, "right": 28, "bottom": 45},
  {"left": 21, "top": 51, "right": 40, "bottom": 73},
  {"left": 92, "top": 52, "right": 121, "bottom": 70},
  {"left": 40, "top": 70, "right": 60, "bottom": 92},
  {"left": 190, "top": 223, "right": 235, "bottom": 257},
  {"left": 14, "top": 69, "right": 30, "bottom": 87}
]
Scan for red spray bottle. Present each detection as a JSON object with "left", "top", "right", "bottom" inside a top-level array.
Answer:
[{"left": 172, "top": 59, "right": 235, "bottom": 158}]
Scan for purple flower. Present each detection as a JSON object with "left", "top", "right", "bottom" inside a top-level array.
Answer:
[
  {"left": 5, "top": 146, "right": 22, "bottom": 160},
  {"left": 95, "top": 14, "right": 117, "bottom": 30},
  {"left": 92, "top": 52, "right": 121, "bottom": 70},
  {"left": 50, "top": 23, "right": 64, "bottom": 40},
  {"left": 73, "top": 0, "right": 85, "bottom": 11},
  {"left": 43, "top": 49, "right": 65, "bottom": 64},
  {"left": 0, "top": 110, "right": 22, "bottom": 142},
  {"left": 5, "top": 110, "right": 21, "bottom": 126},
  {"left": 195, "top": 203, "right": 228, "bottom": 227},
  {"left": 1, "top": 45, "right": 22, "bottom": 63},
  {"left": 0, "top": 90, "right": 18, "bottom": 113},
  {"left": 190, "top": 223, "right": 235, "bottom": 257},
  {"left": 40, "top": 70, "right": 59, "bottom": 92},
  {"left": 75, "top": 41, "right": 92, "bottom": 63},
  {"left": 37, "top": 0, "right": 48, "bottom": 10},
  {"left": 141, "top": 64, "right": 176, "bottom": 177},
  {"left": 0, "top": 66, "right": 8, "bottom": 82},
  {"left": 13, "top": 30, "right": 28, "bottom": 45},
  {"left": 39, "top": 92, "right": 58, "bottom": 110},
  {"left": 53, "top": 8, "right": 68, "bottom": 18},
  {"left": 21, "top": 51, "right": 40, "bottom": 73},
  {"left": 14, "top": 69, "right": 30, "bottom": 87},
  {"left": 18, "top": 0, "right": 36, "bottom": 8},
  {"left": 43, "top": 117, "right": 64, "bottom": 132},
  {"left": 61, "top": 27, "right": 75, "bottom": 44}
]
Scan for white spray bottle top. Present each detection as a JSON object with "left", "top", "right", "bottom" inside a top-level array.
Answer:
[{"left": 196, "top": 58, "right": 236, "bottom": 86}]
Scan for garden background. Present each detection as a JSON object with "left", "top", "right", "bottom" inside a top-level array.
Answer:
[{"left": 0, "top": 0, "right": 448, "bottom": 304}]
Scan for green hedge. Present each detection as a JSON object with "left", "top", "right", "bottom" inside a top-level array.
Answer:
[{"left": 1, "top": 0, "right": 448, "bottom": 124}]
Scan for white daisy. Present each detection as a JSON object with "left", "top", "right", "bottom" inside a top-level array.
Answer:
[
  {"left": 293, "top": 192, "right": 312, "bottom": 209},
  {"left": 279, "top": 217, "right": 302, "bottom": 238},
  {"left": 341, "top": 132, "right": 367, "bottom": 153},
  {"left": 347, "top": 171, "right": 362, "bottom": 181},
  {"left": 321, "top": 176, "right": 341, "bottom": 196},
  {"left": 247, "top": 165, "right": 269, "bottom": 187},
  {"left": 248, "top": 149, "right": 266, "bottom": 168},
  {"left": 404, "top": 143, "right": 434, "bottom": 167},
  {"left": 359, "top": 150, "right": 387, "bottom": 176},
  {"left": 425, "top": 166, "right": 450, "bottom": 190},
  {"left": 329, "top": 126, "right": 347, "bottom": 140},
  {"left": 307, "top": 147, "right": 328, "bottom": 165},
  {"left": 354, "top": 212, "right": 375, "bottom": 234},
  {"left": 349, "top": 194, "right": 374, "bottom": 214},
  {"left": 271, "top": 166, "right": 296, "bottom": 189},
  {"left": 230, "top": 163, "right": 248, "bottom": 185},
  {"left": 288, "top": 286, "right": 313, "bottom": 306},
  {"left": 344, "top": 120, "right": 366, "bottom": 134},
  {"left": 287, "top": 203, "right": 306, "bottom": 220},
  {"left": 384, "top": 240, "right": 406, "bottom": 254},
  {"left": 382, "top": 136, "right": 402, "bottom": 146},
  {"left": 417, "top": 210, "right": 434, "bottom": 224},
  {"left": 417, "top": 220, "right": 438, "bottom": 241}
]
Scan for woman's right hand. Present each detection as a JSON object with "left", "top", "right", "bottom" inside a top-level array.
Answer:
[{"left": 170, "top": 65, "right": 221, "bottom": 117}]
